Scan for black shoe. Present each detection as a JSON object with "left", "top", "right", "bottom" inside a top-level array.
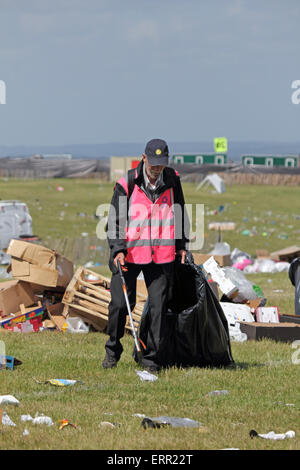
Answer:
[{"left": 102, "top": 354, "right": 117, "bottom": 369}]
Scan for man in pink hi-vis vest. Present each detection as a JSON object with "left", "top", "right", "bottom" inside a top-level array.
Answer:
[{"left": 102, "top": 139, "right": 189, "bottom": 372}]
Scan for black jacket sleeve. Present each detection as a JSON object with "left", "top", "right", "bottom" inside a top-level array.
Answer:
[
  {"left": 173, "top": 174, "right": 190, "bottom": 252},
  {"left": 107, "top": 182, "right": 128, "bottom": 263}
]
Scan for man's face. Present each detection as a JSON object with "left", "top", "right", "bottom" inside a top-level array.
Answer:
[{"left": 143, "top": 154, "right": 165, "bottom": 180}]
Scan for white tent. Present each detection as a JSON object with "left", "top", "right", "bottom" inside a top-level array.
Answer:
[{"left": 196, "top": 173, "right": 225, "bottom": 193}]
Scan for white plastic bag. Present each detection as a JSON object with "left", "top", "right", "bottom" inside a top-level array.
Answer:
[
  {"left": 66, "top": 317, "right": 89, "bottom": 333},
  {"left": 0, "top": 395, "right": 20, "bottom": 406},
  {"left": 32, "top": 413, "right": 53, "bottom": 426},
  {"left": 222, "top": 267, "right": 257, "bottom": 303},
  {"left": 136, "top": 370, "right": 158, "bottom": 382}
]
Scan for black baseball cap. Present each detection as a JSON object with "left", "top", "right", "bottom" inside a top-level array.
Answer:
[{"left": 144, "top": 138, "right": 169, "bottom": 166}]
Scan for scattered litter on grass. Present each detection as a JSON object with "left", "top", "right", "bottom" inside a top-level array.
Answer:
[
  {"left": 141, "top": 416, "right": 203, "bottom": 428},
  {"left": 132, "top": 413, "right": 146, "bottom": 418},
  {"left": 136, "top": 370, "right": 158, "bottom": 382},
  {"left": 35, "top": 378, "right": 83, "bottom": 387},
  {"left": 58, "top": 419, "right": 77, "bottom": 430},
  {"left": 32, "top": 413, "right": 53, "bottom": 426},
  {"left": 274, "top": 402, "right": 296, "bottom": 407},
  {"left": 0, "top": 395, "right": 19, "bottom": 406},
  {"left": 250, "top": 429, "right": 295, "bottom": 440},
  {"left": 22, "top": 429, "right": 30, "bottom": 436},
  {"left": 1, "top": 410, "right": 16, "bottom": 426},
  {"left": 0, "top": 355, "right": 22, "bottom": 370},
  {"left": 222, "top": 448, "right": 240, "bottom": 450},
  {"left": 99, "top": 421, "right": 120, "bottom": 429},
  {"left": 65, "top": 317, "right": 90, "bottom": 333},
  {"left": 141, "top": 418, "right": 170, "bottom": 429},
  {"left": 21, "top": 414, "right": 34, "bottom": 422},
  {"left": 206, "top": 390, "right": 229, "bottom": 397}
]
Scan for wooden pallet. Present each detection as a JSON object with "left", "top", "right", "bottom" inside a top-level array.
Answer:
[{"left": 62, "top": 267, "right": 146, "bottom": 333}]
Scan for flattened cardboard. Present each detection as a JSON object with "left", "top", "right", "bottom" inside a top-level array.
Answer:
[
  {"left": 279, "top": 314, "right": 300, "bottom": 325},
  {"left": 46, "top": 303, "right": 67, "bottom": 331},
  {"left": 208, "top": 222, "right": 236, "bottom": 231},
  {"left": 270, "top": 246, "right": 300, "bottom": 263},
  {"left": 247, "top": 298, "right": 262, "bottom": 310},
  {"left": 256, "top": 249, "right": 270, "bottom": 259},
  {"left": 0, "top": 280, "right": 36, "bottom": 316},
  {"left": 7, "top": 239, "right": 73, "bottom": 288},
  {"left": 255, "top": 307, "right": 279, "bottom": 323},
  {"left": 202, "top": 256, "right": 238, "bottom": 298},
  {"left": 192, "top": 253, "right": 231, "bottom": 267},
  {"left": 239, "top": 321, "right": 300, "bottom": 342},
  {"left": 207, "top": 280, "right": 219, "bottom": 298}
]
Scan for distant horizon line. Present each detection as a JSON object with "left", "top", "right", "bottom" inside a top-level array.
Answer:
[{"left": 1, "top": 139, "right": 300, "bottom": 147}]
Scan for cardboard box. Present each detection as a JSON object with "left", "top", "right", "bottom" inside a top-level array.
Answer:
[
  {"left": 0, "top": 303, "right": 44, "bottom": 329},
  {"left": 46, "top": 303, "right": 67, "bottom": 331},
  {"left": 279, "top": 314, "right": 300, "bottom": 325},
  {"left": 270, "top": 246, "right": 300, "bottom": 263},
  {"left": 255, "top": 307, "right": 279, "bottom": 323},
  {"left": 207, "top": 280, "right": 219, "bottom": 298},
  {"left": 192, "top": 253, "right": 231, "bottom": 267},
  {"left": 256, "top": 249, "right": 270, "bottom": 259},
  {"left": 208, "top": 222, "right": 236, "bottom": 231},
  {"left": 239, "top": 321, "right": 300, "bottom": 342},
  {"left": 0, "top": 280, "right": 36, "bottom": 316},
  {"left": 7, "top": 239, "right": 74, "bottom": 288},
  {"left": 202, "top": 257, "right": 238, "bottom": 298},
  {"left": 220, "top": 302, "right": 255, "bottom": 324}
]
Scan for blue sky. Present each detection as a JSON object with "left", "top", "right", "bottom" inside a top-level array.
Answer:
[{"left": 0, "top": 0, "right": 300, "bottom": 146}]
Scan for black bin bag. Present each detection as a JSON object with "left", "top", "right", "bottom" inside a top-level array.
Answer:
[
  {"left": 288, "top": 257, "right": 300, "bottom": 315},
  {"left": 134, "top": 252, "right": 234, "bottom": 368}
]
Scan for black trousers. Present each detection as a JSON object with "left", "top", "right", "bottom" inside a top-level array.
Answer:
[{"left": 105, "top": 261, "right": 174, "bottom": 367}]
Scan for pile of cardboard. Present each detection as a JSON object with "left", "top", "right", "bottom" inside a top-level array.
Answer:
[
  {"left": 0, "top": 239, "right": 147, "bottom": 334},
  {"left": 2, "top": 239, "right": 299, "bottom": 342}
]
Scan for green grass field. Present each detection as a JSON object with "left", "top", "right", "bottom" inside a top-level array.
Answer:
[{"left": 0, "top": 178, "right": 299, "bottom": 451}]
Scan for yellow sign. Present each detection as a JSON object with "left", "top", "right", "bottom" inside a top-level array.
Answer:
[{"left": 214, "top": 137, "right": 227, "bottom": 153}]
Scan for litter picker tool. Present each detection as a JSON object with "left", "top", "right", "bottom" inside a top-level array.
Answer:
[{"left": 117, "top": 260, "right": 144, "bottom": 363}]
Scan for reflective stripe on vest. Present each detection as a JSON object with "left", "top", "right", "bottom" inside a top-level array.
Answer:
[{"left": 117, "top": 176, "right": 176, "bottom": 264}]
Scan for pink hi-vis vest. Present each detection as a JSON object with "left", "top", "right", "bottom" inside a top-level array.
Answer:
[{"left": 118, "top": 174, "right": 176, "bottom": 264}]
